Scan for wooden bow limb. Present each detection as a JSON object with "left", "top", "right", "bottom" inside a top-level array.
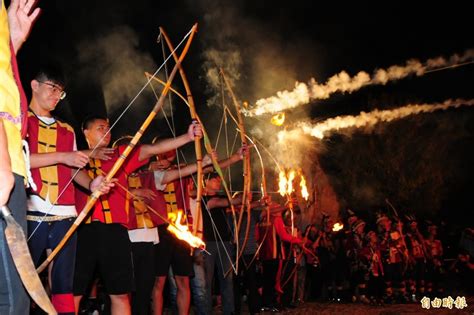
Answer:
[
  {"left": 144, "top": 71, "right": 240, "bottom": 274},
  {"left": 280, "top": 196, "right": 295, "bottom": 279},
  {"left": 225, "top": 133, "right": 269, "bottom": 276},
  {"left": 220, "top": 69, "right": 252, "bottom": 274},
  {"left": 160, "top": 27, "right": 204, "bottom": 260},
  {"left": 280, "top": 229, "right": 314, "bottom": 290},
  {"left": 36, "top": 23, "right": 198, "bottom": 274},
  {"left": 158, "top": 27, "right": 204, "bottom": 255},
  {"left": 1, "top": 206, "right": 57, "bottom": 314}
]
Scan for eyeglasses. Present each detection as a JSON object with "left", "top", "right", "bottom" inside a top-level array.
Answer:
[{"left": 37, "top": 81, "right": 67, "bottom": 100}]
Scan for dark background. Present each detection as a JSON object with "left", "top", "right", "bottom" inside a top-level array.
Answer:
[{"left": 10, "top": 1, "right": 474, "bottom": 227}]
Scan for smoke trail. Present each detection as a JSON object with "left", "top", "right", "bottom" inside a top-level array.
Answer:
[
  {"left": 278, "top": 99, "right": 474, "bottom": 141},
  {"left": 198, "top": 3, "right": 244, "bottom": 107},
  {"left": 77, "top": 26, "right": 157, "bottom": 114},
  {"left": 246, "top": 50, "right": 474, "bottom": 116}
]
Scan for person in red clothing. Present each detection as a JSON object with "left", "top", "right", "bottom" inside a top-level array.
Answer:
[
  {"left": 256, "top": 202, "right": 302, "bottom": 312},
  {"left": 155, "top": 146, "right": 246, "bottom": 315},
  {"left": 405, "top": 216, "right": 427, "bottom": 301},
  {"left": 346, "top": 219, "right": 369, "bottom": 304},
  {"left": 128, "top": 150, "right": 213, "bottom": 315},
  {"left": 424, "top": 222, "right": 444, "bottom": 296},
  {"left": 360, "top": 231, "right": 385, "bottom": 305},
  {"left": 73, "top": 115, "right": 202, "bottom": 315},
  {"left": 26, "top": 66, "right": 113, "bottom": 315}
]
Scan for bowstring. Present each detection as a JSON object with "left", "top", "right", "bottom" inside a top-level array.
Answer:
[
  {"left": 27, "top": 28, "right": 194, "bottom": 241},
  {"left": 159, "top": 32, "right": 190, "bottom": 230},
  {"left": 147, "top": 69, "right": 236, "bottom": 273}
]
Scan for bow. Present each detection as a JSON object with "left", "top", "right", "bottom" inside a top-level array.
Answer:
[
  {"left": 145, "top": 35, "right": 240, "bottom": 273},
  {"left": 280, "top": 224, "right": 316, "bottom": 290},
  {"left": 243, "top": 137, "right": 283, "bottom": 269},
  {"left": 158, "top": 27, "right": 204, "bottom": 243},
  {"left": 240, "top": 135, "right": 270, "bottom": 271},
  {"left": 36, "top": 23, "right": 198, "bottom": 273},
  {"left": 220, "top": 69, "right": 252, "bottom": 273}
]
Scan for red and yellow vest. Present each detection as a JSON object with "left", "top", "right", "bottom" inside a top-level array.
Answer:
[
  {"left": 163, "top": 177, "right": 192, "bottom": 230},
  {"left": 27, "top": 111, "right": 76, "bottom": 205},
  {"left": 135, "top": 171, "right": 167, "bottom": 227},
  {"left": 127, "top": 173, "right": 156, "bottom": 230},
  {"left": 75, "top": 145, "right": 148, "bottom": 225}
]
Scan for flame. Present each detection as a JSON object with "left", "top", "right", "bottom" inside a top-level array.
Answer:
[
  {"left": 278, "top": 170, "right": 287, "bottom": 197},
  {"left": 167, "top": 211, "right": 206, "bottom": 249},
  {"left": 287, "top": 170, "right": 296, "bottom": 195},
  {"left": 271, "top": 112, "right": 286, "bottom": 126},
  {"left": 300, "top": 174, "right": 309, "bottom": 200},
  {"left": 279, "top": 169, "right": 310, "bottom": 200},
  {"left": 332, "top": 222, "right": 344, "bottom": 232}
]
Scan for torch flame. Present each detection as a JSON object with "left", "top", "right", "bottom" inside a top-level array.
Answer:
[
  {"left": 300, "top": 174, "right": 309, "bottom": 200},
  {"left": 278, "top": 170, "right": 287, "bottom": 197},
  {"left": 167, "top": 211, "right": 206, "bottom": 249},
  {"left": 287, "top": 170, "right": 296, "bottom": 195},
  {"left": 332, "top": 222, "right": 344, "bottom": 232},
  {"left": 271, "top": 112, "right": 285, "bottom": 126}
]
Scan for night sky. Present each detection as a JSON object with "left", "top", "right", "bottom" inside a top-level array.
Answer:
[{"left": 11, "top": 1, "right": 474, "bottom": 225}]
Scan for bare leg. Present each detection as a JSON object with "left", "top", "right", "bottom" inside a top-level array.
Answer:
[
  {"left": 110, "top": 294, "right": 131, "bottom": 315},
  {"left": 73, "top": 295, "right": 82, "bottom": 315},
  {"left": 175, "top": 276, "right": 190, "bottom": 315},
  {"left": 153, "top": 276, "right": 167, "bottom": 315}
]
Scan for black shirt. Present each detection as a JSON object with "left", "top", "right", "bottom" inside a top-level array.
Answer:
[{"left": 202, "top": 195, "right": 233, "bottom": 242}]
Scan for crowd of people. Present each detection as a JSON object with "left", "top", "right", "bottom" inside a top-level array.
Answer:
[{"left": 1, "top": 1, "right": 473, "bottom": 315}]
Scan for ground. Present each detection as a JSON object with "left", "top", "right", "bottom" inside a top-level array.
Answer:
[
  {"left": 278, "top": 300, "right": 474, "bottom": 315},
  {"left": 202, "top": 297, "right": 474, "bottom": 315}
]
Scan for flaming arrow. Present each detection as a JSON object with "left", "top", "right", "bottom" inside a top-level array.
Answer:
[{"left": 36, "top": 24, "right": 198, "bottom": 274}]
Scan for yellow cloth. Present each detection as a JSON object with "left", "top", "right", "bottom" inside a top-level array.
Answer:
[
  {"left": 128, "top": 175, "right": 155, "bottom": 229},
  {"left": 0, "top": 0, "right": 26, "bottom": 178}
]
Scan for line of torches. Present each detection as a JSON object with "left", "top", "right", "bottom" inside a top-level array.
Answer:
[
  {"left": 166, "top": 168, "right": 310, "bottom": 250},
  {"left": 278, "top": 169, "right": 309, "bottom": 201},
  {"left": 277, "top": 168, "right": 345, "bottom": 233}
]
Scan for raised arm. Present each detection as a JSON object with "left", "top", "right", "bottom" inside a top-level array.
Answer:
[
  {"left": 29, "top": 151, "right": 90, "bottom": 169},
  {"left": 274, "top": 215, "right": 302, "bottom": 244},
  {"left": 161, "top": 154, "right": 212, "bottom": 185},
  {"left": 7, "top": 0, "right": 40, "bottom": 53},
  {"left": 202, "top": 144, "right": 250, "bottom": 174},
  {"left": 138, "top": 123, "right": 202, "bottom": 161},
  {"left": 207, "top": 194, "right": 243, "bottom": 210}
]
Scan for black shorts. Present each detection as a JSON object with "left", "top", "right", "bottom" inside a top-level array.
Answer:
[
  {"left": 73, "top": 222, "right": 133, "bottom": 295},
  {"left": 154, "top": 225, "right": 194, "bottom": 277}
]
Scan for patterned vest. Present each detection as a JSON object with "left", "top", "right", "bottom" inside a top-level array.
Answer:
[
  {"left": 75, "top": 145, "right": 148, "bottom": 225},
  {"left": 127, "top": 173, "right": 156, "bottom": 230},
  {"left": 163, "top": 178, "right": 193, "bottom": 230},
  {"left": 27, "top": 112, "right": 76, "bottom": 205}
]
